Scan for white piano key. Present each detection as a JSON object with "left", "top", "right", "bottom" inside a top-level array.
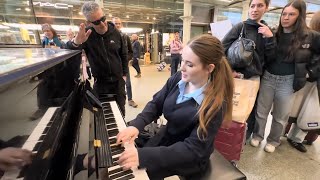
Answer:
[
  {"left": 24, "top": 124, "right": 47, "bottom": 142},
  {"left": 37, "top": 107, "right": 58, "bottom": 125},
  {"left": 22, "top": 140, "right": 39, "bottom": 151}
]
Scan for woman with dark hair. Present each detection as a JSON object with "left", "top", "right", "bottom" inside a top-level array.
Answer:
[
  {"left": 286, "top": 10, "right": 320, "bottom": 152},
  {"left": 222, "top": 0, "right": 276, "bottom": 140},
  {"left": 251, "top": 0, "right": 320, "bottom": 153},
  {"left": 116, "top": 34, "right": 234, "bottom": 179},
  {"left": 41, "top": 23, "right": 64, "bottom": 48}
]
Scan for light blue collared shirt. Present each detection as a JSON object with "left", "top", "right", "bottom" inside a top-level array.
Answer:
[{"left": 176, "top": 80, "right": 206, "bottom": 105}]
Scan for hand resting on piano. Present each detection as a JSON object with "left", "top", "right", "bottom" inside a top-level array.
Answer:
[{"left": 0, "top": 147, "right": 32, "bottom": 171}]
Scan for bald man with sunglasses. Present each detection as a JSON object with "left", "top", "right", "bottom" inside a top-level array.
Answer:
[{"left": 66, "top": 2, "right": 128, "bottom": 115}]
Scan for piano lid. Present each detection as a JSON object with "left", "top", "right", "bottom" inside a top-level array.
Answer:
[{"left": 0, "top": 48, "right": 80, "bottom": 88}]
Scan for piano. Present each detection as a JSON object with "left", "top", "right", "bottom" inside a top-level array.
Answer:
[{"left": 0, "top": 47, "right": 149, "bottom": 180}]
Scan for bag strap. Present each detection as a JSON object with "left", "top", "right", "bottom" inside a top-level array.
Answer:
[{"left": 239, "top": 22, "right": 245, "bottom": 39}]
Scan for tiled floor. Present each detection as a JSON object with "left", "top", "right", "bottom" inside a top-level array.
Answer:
[{"left": 125, "top": 64, "right": 320, "bottom": 180}]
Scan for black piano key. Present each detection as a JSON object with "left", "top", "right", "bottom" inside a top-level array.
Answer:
[
  {"left": 112, "top": 161, "right": 119, "bottom": 166},
  {"left": 109, "top": 170, "right": 134, "bottom": 180},
  {"left": 111, "top": 144, "right": 122, "bottom": 150},
  {"left": 103, "top": 109, "right": 113, "bottom": 114},
  {"left": 111, "top": 149, "right": 125, "bottom": 156},
  {"left": 17, "top": 165, "right": 29, "bottom": 178},
  {"left": 43, "top": 126, "right": 50, "bottom": 134},
  {"left": 113, "top": 174, "right": 135, "bottom": 180},
  {"left": 105, "top": 118, "right": 116, "bottom": 124},
  {"left": 104, "top": 114, "right": 114, "bottom": 119},
  {"left": 39, "top": 135, "right": 46, "bottom": 141},
  {"left": 107, "top": 123, "right": 118, "bottom": 129},
  {"left": 113, "top": 157, "right": 119, "bottom": 162},
  {"left": 108, "top": 129, "right": 119, "bottom": 137},
  {"left": 109, "top": 138, "right": 117, "bottom": 145},
  {"left": 32, "top": 142, "right": 42, "bottom": 152}
]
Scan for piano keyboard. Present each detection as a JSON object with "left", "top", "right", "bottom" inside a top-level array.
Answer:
[
  {"left": 1, "top": 107, "right": 58, "bottom": 180},
  {"left": 101, "top": 101, "right": 149, "bottom": 180}
]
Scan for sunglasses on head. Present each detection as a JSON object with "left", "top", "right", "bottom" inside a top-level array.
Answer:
[{"left": 90, "top": 15, "right": 106, "bottom": 25}]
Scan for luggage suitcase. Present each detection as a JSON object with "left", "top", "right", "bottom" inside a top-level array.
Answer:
[{"left": 214, "top": 121, "right": 246, "bottom": 162}]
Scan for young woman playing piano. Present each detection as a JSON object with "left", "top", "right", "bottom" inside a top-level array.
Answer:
[{"left": 116, "top": 34, "right": 234, "bottom": 179}]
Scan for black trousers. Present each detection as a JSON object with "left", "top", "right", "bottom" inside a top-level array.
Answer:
[
  {"left": 132, "top": 57, "right": 141, "bottom": 74},
  {"left": 93, "top": 79, "right": 126, "bottom": 116},
  {"left": 170, "top": 54, "right": 181, "bottom": 76}
]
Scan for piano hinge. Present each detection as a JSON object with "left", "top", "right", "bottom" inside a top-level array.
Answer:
[{"left": 94, "top": 139, "right": 101, "bottom": 147}]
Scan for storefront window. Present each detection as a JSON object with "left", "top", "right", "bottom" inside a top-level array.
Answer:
[
  {"left": 216, "top": 7, "right": 242, "bottom": 25},
  {"left": 0, "top": 0, "right": 40, "bottom": 45}
]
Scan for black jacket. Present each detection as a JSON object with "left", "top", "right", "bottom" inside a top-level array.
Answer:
[
  {"left": 120, "top": 32, "right": 133, "bottom": 60},
  {"left": 286, "top": 30, "right": 320, "bottom": 92},
  {"left": 222, "top": 19, "right": 276, "bottom": 78},
  {"left": 132, "top": 40, "right": 141, "bottom": 59},
  {"left": 66, "top": 22, "right": 128, "bottom": 82}
]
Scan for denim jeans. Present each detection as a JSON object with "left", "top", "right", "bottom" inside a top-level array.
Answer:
[
  {"left": 171, "top": 54, "right": 181, "bottom": 76},
  {"left": 132, "top": 57, "right": 141, "bottom": 74},
  {"left": 126, "top": 69, "right": 133, "bottom": 101},
  {"left": 253, "top": 70, "right": 295, "bottom": 146}
]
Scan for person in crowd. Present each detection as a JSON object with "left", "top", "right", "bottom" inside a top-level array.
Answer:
[
  {"left": 66, "top": 2, "right": 128, "bottom": 115},
  {"left": 112, "top": 17, "right": 138, "bottom": 108},
  {"left": 169, "top": 32, "right": 183, "bottom": 76},
  {"left": 222, "top": 0, "right": 275, "bottom": 140},
  {"left": 251, "top": 0, "right": 320, "bottom": 153},
  {"left": 286, "top": 10, "right": 320, "bottom": 153},
  {"left": 0, "top": 147, "right": 32, "bottom": 171},
  {"left": 131, "top": 34, "right": 142, "bottom": 78},
  {"left": 116, "top": 34, "right": 234, "bottom": 179},
  {"left": 41, "top": 23, "right": 65, "bottom": 48},
  {"left": 66, "top": 29, "right": 75, "bottom": 41}
]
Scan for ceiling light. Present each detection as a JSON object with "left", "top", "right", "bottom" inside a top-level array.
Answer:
[
  {"left": 121, "top": 27, "right": 143, "bottom": 33},
  {"left": 126, "top": 15, "right": 129, "bottom": 18},
  {"left": 147, "top": 17, "right": 149, "bottom": 20},
  {"left": 109, "top": 14, "right": 112, "bottom": 17},
  {"left": 153, "top": 17, "right": 156, "bottom": 20},
  {"left": 25, "top": 8, "right": 31, "bottom": 12},
  {"left": 16, "top": 8, "right": 21, "bottom": 11},
  {"left": 79, "top": 12, "right": 83, "bottom": 15}
]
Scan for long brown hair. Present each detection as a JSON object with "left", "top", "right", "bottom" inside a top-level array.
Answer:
[
  {"left": 276, "top": 0, "right": 308, "bottom": 62},
  {"left": 187, "top": 34, "right": 234, "bottom": 139},
  {"left": 310, "top": 11, "right": 320, "bottom": 32}
]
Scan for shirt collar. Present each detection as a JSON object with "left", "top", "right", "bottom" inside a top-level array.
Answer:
[{"left": 177, "top": 80, "right": 206, "bottom": 105}]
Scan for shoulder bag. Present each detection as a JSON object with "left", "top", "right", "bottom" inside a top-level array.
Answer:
[{"left": 227, "top": 23, "right": 256, "bottom": 68}]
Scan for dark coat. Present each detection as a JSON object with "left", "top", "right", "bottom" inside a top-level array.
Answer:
[{"left": 288, "top": 30, "right": 320, "bottom": 92}]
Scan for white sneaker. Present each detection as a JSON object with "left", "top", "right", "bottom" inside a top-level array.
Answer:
[
  {"left": 250, "top": 138, "right": 260, "bottom": 147},
  {"left": 264, "top": 144, "right": 276, "bottom": 153}
]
